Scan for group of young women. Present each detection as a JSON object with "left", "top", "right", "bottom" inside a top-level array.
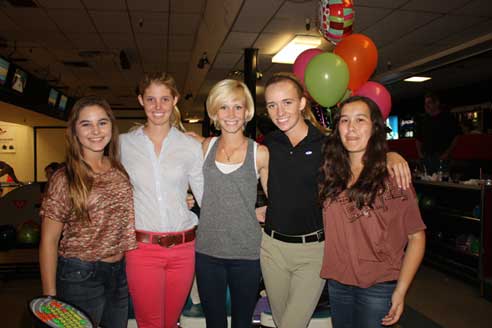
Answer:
[{"left": 39, "top": 70, "right": 425, "bottom": 328}]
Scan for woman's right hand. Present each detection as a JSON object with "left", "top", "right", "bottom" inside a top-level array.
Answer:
[{"left": 185, "top": 131, "right": 206, "bottom": 144}]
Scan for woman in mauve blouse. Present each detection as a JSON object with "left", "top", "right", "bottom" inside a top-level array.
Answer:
[{"left": 39, "top": 96, "right": 137, "bottom": 328}]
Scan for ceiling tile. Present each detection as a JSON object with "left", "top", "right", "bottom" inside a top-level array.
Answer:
[
  {"left": 169, "top": 35, "right": 195, "bottom": 51},
  {"left": 36, "top": 0, "right": 84, "bottom": 9},
  {"left": 403, "top": 0, "right": 470, "bottom": 13},
  {"left": 47, "top": 9, "right": 95, "bottom": 33},
  {"left": 170, "top": 0, "right": 206, "bottom": 14},
  {"left": 254, "top": 33, "right": 294, "bottom": 55},
  {"left": 67, "top": 33, "right": 106, "bottom": 50},
  {"left": 2, "top": 8, "right": 59, "bottom": 31},
  {"left": 233, "top": 0, "right": 283, "bottom": 33},
  {"left": 212, "top": 52, "right": 242, "bottom": 69},
  {"left": 451, "top": 0, "right": 492, "bottom": 17},
  {"left": 83, "top": 0, "right": 126, "bottom": 10},
  {"left": 101, "top": 33, "right": 136, "bottom": 50},
  {"left": 89, "top": 11, "right": 132, "bottom": 33},
  {"left": 351, "top": 6, "right": 393, "bottom": 32},
  {"left": 130, "top": 12, "right": 169, "bottom": 34},
  {"left": 168, "top": 51, "right": 192, "bottom": 64},
  {"left": 221, "top": 32, "right": 258, "bottom": 53},
  {"left": 363, "top": 10, "right": 440, "bottom": 47},
  {"left": 127, "top": 0, "right": 169, "bottom": 11},
  {"left": 436, "top": 18, "right": 492, "bottom": 46},
  {"left": 135, "top": 33, "right": 167, "bottom": 50},
  {"left": 170, "top": 14, "right": 200, "bottom": 34},
  {"left": 0, "top": 11, "right": 20, "bottom": 31},
  {"left": 355, "top": 0, "right": 408, "bottom": 8}
]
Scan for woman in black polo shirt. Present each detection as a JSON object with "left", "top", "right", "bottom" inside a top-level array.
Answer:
[{"left": 260, "top": 73, "right": 410, "bottom": 328}]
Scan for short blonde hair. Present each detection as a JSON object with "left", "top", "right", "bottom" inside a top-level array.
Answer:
[{"left": 206, "top": 79, "right": 255, "bottom": 130}]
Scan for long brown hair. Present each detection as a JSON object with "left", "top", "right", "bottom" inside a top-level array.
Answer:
[
  {"left": 264, "top": 72, "right": 326, "bottom": 133},
  {"left": 138, "top": 72, "right": 185, "bottom": 132},
  {"left": 65, "top": 96, "right": 128, "bottom": 222},
  {"left": 318, "top": 96, "right": 388, "bottom": 209}
]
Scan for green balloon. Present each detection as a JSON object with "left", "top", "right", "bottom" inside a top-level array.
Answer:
[{"left": 305, "top": 53, "right": 349, "bottom": 108}]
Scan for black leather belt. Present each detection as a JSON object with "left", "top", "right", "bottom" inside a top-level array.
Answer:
[{"left": 264, "top": 227, "right": 324, "bottom": 243}]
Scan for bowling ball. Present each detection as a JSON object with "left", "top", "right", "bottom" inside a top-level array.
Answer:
[
  {"left": 17, "top": 220, "right": 40, "bottom": 246},
  {"left": 421, "top": 196, "right": 435, "bottom": 209},
  {"left": 0, "top": 224, "right": 17, "bottom": 251}
]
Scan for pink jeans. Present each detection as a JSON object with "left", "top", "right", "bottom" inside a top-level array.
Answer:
[{"left": 126, "top": 235, "right": 195, "bottom": 328}]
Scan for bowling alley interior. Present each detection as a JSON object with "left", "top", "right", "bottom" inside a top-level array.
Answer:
[{"left": 1, "top": 0, "right": 492, "bottom": 327}]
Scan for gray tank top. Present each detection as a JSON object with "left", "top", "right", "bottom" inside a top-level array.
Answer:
[{"left": 195, "top": 138, "right": 261, "bottom": 259}]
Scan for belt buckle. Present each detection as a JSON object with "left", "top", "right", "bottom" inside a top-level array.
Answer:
[
  {"left": 316, "top": 230, "right": 323, "bottom": 241},
  {"left": 157, "top": 235, "right": 176, "bottom": 248}
]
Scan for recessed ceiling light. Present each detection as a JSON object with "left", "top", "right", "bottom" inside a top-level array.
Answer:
[
  {"left": 403, "top": 76, "right": 431, "bottom": 82},
  {"left": 272, "top": 35, "right": 322, "bottom": 64}
]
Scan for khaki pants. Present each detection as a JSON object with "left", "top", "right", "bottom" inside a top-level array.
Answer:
[{"left": 260, "top": 232, "right": 326, "bottom": 328}]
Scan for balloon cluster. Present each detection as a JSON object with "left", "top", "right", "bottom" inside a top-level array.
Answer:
[{"left": 293, "top": 0, "right": 392, "bottom": 119}]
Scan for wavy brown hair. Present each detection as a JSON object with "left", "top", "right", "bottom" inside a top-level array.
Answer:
[
  {"left": 65, "top": 96, "right": 128, "bottom": 222},
  {"left": 318, "top": 96, "right": 388, "bottom": 209},
  {"left": 138, "top": 72, "right": 185, "bottom": 131},
  {"left": 265, "top": 72, "right": 327, "bottom": 133}
]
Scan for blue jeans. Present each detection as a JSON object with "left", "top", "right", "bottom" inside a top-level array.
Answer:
[
  {"left": 195, "top": 252, "right": 261, "bottom": 328},
  {"left": 56, "top": 256, "right": 129, "bottom": 328},
  {"left": 328, "top": 279, "right": 396, "bottom": 328}
]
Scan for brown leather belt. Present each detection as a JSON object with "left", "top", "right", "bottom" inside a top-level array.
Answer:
[{"left": 136, "top": 227, "right": 196, "bottom": 248}]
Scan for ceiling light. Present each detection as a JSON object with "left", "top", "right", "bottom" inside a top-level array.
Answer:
[
  {"left": 272, "top": 35, "right": 322, "bottom": 64},
  {"left": 188, "top": 119, "right": 200, "bottom": 123},
  {"left": 403, "top": 76, "right": 431, "bottom": 83}
]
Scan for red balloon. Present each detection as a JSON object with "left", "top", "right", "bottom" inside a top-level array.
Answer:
[
  {"left": 293, "top": 48, "right": 323, "bottom": 86},
  {"left": 334, "top": 34, "right": 378, "bottom": 91},
  {"left": 319, "top": 0, "right": 355, "bottom": 45},
  {"left": 354, "top": 81, "right": 391, "bottom": 120}
]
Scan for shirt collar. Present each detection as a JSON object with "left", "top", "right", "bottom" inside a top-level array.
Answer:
[{"left": 269, "top": 120, "right": 324, "bottom": 146}]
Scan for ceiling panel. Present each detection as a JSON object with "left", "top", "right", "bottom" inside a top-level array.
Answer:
[
  {"left": 135, "top": 33, "right": 167, "bottom": 50},
  {"left": 100, "top": 33, "right": 136, "bottom": 50},
  {"left": 2, "top": 8, "right": 59, "bottom": 31},
  {"left": 47, "top": 9, "right": 95, "bottom": 33},
  {"left": 221, "top": 32, "right": 258, "bottom": 53},
  {"left": 127, "top": 0, "right": 169, "bottom": 11},
  {"left": 254, "top": 33, "right": 294, "bottom": 55},
  {"left": 436, "top": 18, "right": 492, "bottom": 46},
  {"left": 68, "top": 33, "right": 106, "bottom": 50},
  {"left": 0, "top": 11, "right": 20, "bottom": 31},
  {"left": 89, "top": 11, "right": 132, "bottom": 34},
  {"left": 168, "top": 35, "right": 195, "bottom": 51},
  {"left": 351, "top": 6, "right": 393, "bottom": 32},
  {"left": 212, "top": 53, "right": 242, "bottom": 69},
  {"left": 451, "top": 0, "right": 492, "bottom": 17},
  {"left": 36, "top": 0, "right": 84, "bottom": 9},
  {"left": 233, "top": 0, "right": 283, "bottom": 33},
  {"left": 355, "top": 0, "right": 408, "bottom": 8},
  {"left": 363, "top": 10, "right": 440, "bottom": 47},
  {"left": 129, "top": 12, "right": 169, "bottom": 34},
  {"left": 402, "top": 0, "right": 470, "bottom": 13},
  {"left": 82, "top": 0, "right": 126, "bottom": 11},
  {"left": 168, "top": 51, "right": 192, "bottom": 64},
  {"left": 169, "top": 14, "right": 201, "bottom": 34},
  {"left": 170, "top": 0, "right": 206, "bottom": 14}
]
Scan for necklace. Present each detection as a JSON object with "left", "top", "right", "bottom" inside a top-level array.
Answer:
[{"left": 220, "top": 138, "right": 246, "bottom": 162}]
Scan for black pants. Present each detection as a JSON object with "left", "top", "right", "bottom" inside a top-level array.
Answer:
[{"left": 195, "top": 252, "right": 261, "bottom": 328}]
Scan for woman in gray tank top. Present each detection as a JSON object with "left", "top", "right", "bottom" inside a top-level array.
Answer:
[{"left": 193, "top": 79, "right": 269, "bottom": 328}]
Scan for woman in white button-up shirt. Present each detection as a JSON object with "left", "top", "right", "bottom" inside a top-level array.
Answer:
[{"left": 120, "top": 72, "right": 204, "bottom": 328}]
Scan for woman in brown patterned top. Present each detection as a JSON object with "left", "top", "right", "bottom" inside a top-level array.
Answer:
[
  {"left": 318, "top": 96, "right": 426, "bottom": 328},
  {"left": 39, "top": 96, "right": 137, "bottom": 328}
]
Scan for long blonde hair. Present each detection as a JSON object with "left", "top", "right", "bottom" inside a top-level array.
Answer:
[
  {"left": 138, "top": 72, "right": 186, "bottom": 132},
  {"left": 265, "top": 72, "right": 327, "bottom": 133},
  {"left": 65, "top": 96, "right": 128, "bottom": 222}
]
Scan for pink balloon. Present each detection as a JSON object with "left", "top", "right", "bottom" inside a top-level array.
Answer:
[
  {"left": 293, "top": 48, "right": 323, "bottom": 84},
  {"left": 354, "top": 81, "right": 392, "bottom": 119}
]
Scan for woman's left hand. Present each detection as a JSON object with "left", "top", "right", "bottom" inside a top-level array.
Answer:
[
  {"left": 186, "top": 193, "right": 195, "bottom": 209},
  {"left": 382, "top": 289, "right": 405, "bottom": 326},
  {"left": 387, "top": 152, "right": 411, "bottom": 189}
]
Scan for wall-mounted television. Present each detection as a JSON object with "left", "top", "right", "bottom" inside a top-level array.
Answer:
[
  {"left": 11, "top": 68, "right": 28, "bottom": 93},
  {"left": 48, "top": 88, "right": 59, "bottom": 108},
  {"left": 386, "top": 115, "right": 399, "bottom": 140},
  {"left": 0, "top": 57, "right": 10, "bottom": 86},
  {"left": 58, "top": 94, "right": 68, "bottom": 112}
]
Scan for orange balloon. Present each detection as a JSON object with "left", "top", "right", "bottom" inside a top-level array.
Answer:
[{"left": 333, "top": 34, "right": 378, "bottom": 91}]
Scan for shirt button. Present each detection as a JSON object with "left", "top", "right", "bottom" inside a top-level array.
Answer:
[{"left": 290, "top": 151, "right": 293, "bottom": 155}]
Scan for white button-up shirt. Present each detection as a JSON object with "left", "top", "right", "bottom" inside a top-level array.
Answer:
[{"left": 120, "top": 126, "right": 204, "bottom": 232}]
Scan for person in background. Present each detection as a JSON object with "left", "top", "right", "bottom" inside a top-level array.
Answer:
[
  {"left": 0, "top": 160, "right": 21, "bottom": 184},
  {"left": 259, "top": 73, "right": 411, "bottom": 328},
  {"left": 194, "top": 79, "right": 269, "bottom": 328},
  {"left": 319, "top": 95, "right": 426, "bottom": 327},
  {"left": 416, "top": 92, "right": 461, "bottom": 174},
  {"left": 120, "top": 72, "right": 203, "bottom": 328},
  {"left": 39, "top": 96, "right": 137, "bottom": 327},
  {"left": 44, "top": 162, "right": 61, "bottom": 181}
]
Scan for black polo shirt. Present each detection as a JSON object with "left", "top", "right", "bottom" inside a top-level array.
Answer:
[{"left": 264, "top": 121, "right": 325, "bottom": 235}]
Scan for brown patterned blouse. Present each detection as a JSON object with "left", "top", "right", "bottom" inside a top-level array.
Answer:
[{"left": 40, "top": 166, "right": 137, "bottom": 261}]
